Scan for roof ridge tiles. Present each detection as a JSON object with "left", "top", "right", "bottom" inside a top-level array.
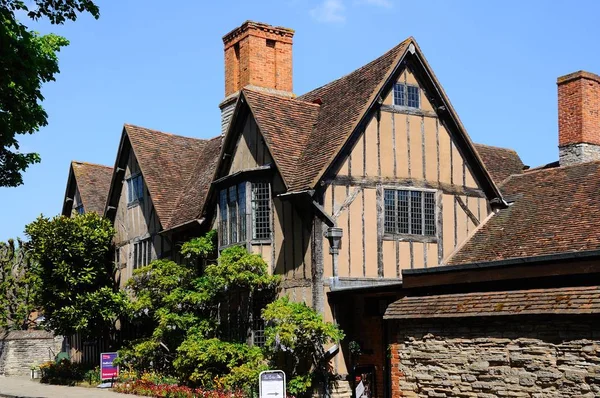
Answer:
[
  {"left": 298, "top": 37, "right": 413, "bottom": 100},
  {"left": 504, "top": 158, "right": 600, "bottom": 180},
  {"left": 243, "top": 87, "right": 321, "bottom": 107},
  {"left": 473, "top": 142, "right": 520, "bottom": 153},
  {"left": 124, "top": 123, "right": 213, "bottom": 142},
  {"left": 72, "top": 160, "right": 112, "bottom": 169}
]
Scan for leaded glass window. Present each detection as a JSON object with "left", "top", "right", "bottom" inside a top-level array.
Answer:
[
  {"left": 251, "top": 182, "right": 271, "bottom": 240},
  {"left": 219, "top": 182, "right": 270, "bottom": 247},
  {"left": 393, "top": 83, "right": 420, "bottom": 109},
  {"left": 384, "top": 189, "right": 436, "bottom": 236}
]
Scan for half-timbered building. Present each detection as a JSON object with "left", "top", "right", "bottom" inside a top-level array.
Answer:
[{"left": 61, "top": 20, "right": 600, "bottom": 398}]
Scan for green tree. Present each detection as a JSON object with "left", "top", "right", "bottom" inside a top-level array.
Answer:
[
  {"left": 119, "top": 235, "right": 279, "bottom": 391},
  {"left": 1, "top": 0, "right": 99, "bottom": 186},
  {"left": 25, "top": 213, "right": 128, "bottom": 338},
  {"left": 262, "top": 296, "right": 345, "bottom": 397},
  {"left": 0, "top": 238, "right": 40, "bottom": 330}
]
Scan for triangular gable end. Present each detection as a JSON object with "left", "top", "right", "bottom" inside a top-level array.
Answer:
[
  {"left": 104, "top": 126, "right": 163, "bottom": 230},
  {"left": 310, "top": 39, "right": 505, "bottom": 207},
  {"left": 63, "top": 161, "right": 113, "bottom": 216},
  {"left": 213, "top": 89, "right": 317, "bottom": 191}
]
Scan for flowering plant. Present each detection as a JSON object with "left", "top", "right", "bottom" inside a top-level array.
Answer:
[{"left": 113, "top": 379, "right": 246, "bottom": 398}]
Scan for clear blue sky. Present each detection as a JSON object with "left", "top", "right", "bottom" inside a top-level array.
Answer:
[{"left": 1, "top": 0, "right": 599, "bottom": 241}]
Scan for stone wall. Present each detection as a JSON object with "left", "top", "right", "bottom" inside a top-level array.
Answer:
[
  {"left": 0, "top": 330, "right": 63, "bottom": 376},
  {"left": 559, "top": 143, "right": 600, "bottom": 166},
  {"left": 389, "top": 315, "right": 600, "bottom": 398}
]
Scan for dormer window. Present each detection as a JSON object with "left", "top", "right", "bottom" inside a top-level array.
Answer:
[
  {"left": 127, "top": 173, "right": 144, "bottom": 205},
  {"left": 219, "top": 181, "right": 271, "bottom": 247},
  {"left": 393, "top": 83, "right": 420, "bottom": 109}
]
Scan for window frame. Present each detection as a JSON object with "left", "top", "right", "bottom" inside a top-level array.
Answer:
[
  {"left": 382, "top": 186, "right": 438, "bottom": 242},
  {"left": 132, "top": 238, "right": 152, "bottom": 269},
  {"left": 126, "top": 173, "right": 144, "bottom": 207},
  {"left": 218, "top": 181, "right": 272, "bottom": 249},
  {"left": 393, "top": 82, "right": 420, "bottom": 109}
]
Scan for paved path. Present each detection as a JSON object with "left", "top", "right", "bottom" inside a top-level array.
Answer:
[{"left": 0, "top": 376, "right": 127, "bottom": 398}]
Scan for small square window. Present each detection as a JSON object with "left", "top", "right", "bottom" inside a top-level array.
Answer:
[
  {"left": 127, "top": 174, "right": 144, "bottom": 205},
  {"left": 75, "top": 204, "right": 85, "bottom": 215},
  {"left": 393, "top": 83, "right": 420, "bottom": 109}
]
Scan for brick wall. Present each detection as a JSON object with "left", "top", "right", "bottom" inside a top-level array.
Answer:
[
  {"left": 389, "top": 315, "right": 600, "bottom": 398},
  {"left": 0, "top": 331, "right": 63, "bottom": 376}
]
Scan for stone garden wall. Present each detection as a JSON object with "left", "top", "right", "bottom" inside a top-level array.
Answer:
[
  {"left": 389, "top": 315, "right": 600, "bottom": 398},
  {"left": 0, "top": 330, "right": 63, "bottom": 376}
]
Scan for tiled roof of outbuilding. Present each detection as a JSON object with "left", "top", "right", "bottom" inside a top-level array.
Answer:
[
  {"left": 384, "top": 286, "right": 600, "bottom": 319},
  {"left": 473, "top": 143, "right": 525, "bottom": 185},
  {"left": 448, "top": 160, "right": 600, "bottom": 265},
  {"left": 71, "top": 161, "right": 113, "bottom": 214}
]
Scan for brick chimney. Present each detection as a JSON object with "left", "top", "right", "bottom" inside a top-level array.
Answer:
[
  {"left": 219, "top": 21, "right": 295, "bottom": 134},
  {"left": 558, "top": 71, "right": 600, "bottom": 166}
]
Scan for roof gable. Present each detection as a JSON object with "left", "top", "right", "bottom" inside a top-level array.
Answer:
[
  {"left": 62, "top": 161, "right": 112, "bottom": 216},
  {"left": 242, "top": 88, "right": 320, "bottom": 188},
  {"left": 105, "top": 124, "right": 221, "bottom": 230},
  {"left": 218, "top": 37, "right": 504, "bottom": 206},
  {"left": 293, "top": 38, "right": 412, "bottom": 191}
]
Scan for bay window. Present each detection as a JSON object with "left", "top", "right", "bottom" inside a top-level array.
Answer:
[{"left": 219, "top": 181, "right": 270, "bottom": 247}]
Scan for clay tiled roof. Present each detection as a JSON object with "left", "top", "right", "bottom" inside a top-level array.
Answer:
[
  {"left": 449, "top": 161, "right": 600, "bottom": 265},
  {"left": 473, "top": 143, "right": 524, "bottom": 184},
  {"left": 290, "top": 38, "right": 413, "bottom": 191},
  {"left": 243, "top": 88, "right": 320, "bottom": 187},
  {"left": 384, "top": 286, "right": 600, "bottom": 319},
  {"left": 124, "top": 124, "right": 221, "bottom": 230},
  {"left": 71, "top": 161, "right": 113, "bottom": 214}
]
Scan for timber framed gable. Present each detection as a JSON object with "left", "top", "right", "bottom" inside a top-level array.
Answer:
[{"left": 315, "top": 40, "right": 505, "bottom": 208}]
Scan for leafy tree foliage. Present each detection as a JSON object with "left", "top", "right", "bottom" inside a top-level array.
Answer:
[
  {"left": 263, "top": 296, "right": 345, "bottom": 396},
  {"left": 174, "top": 337, "right": 267, "bottom": 390},
  {"left": 25, "top": 213, "right": 128, "bottom": 337},
  {"left": 0, "top": 238, "right": 40, "bottom": 330},
  {"left": 119, "top": 231, "right": 344, "bottom": 395},
  {"left": 0, "top": 0, "right": 99, "bottom": 186},
  {"left": 119, "top": 235, "right": 279, "bottom": 390}
]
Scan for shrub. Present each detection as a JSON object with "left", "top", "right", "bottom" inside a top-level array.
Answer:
[
  {"left": 39, "top": 359, "right": 86, "bottom": 385},
  {"left": 262, "top": 296, "right": 345, "bottom": 397},
  {"left": 174, "top": 335, "right": 268, "bottom": 391},
  {"left": 83, "top": 366, "right": 101, "bottom": 385}
]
